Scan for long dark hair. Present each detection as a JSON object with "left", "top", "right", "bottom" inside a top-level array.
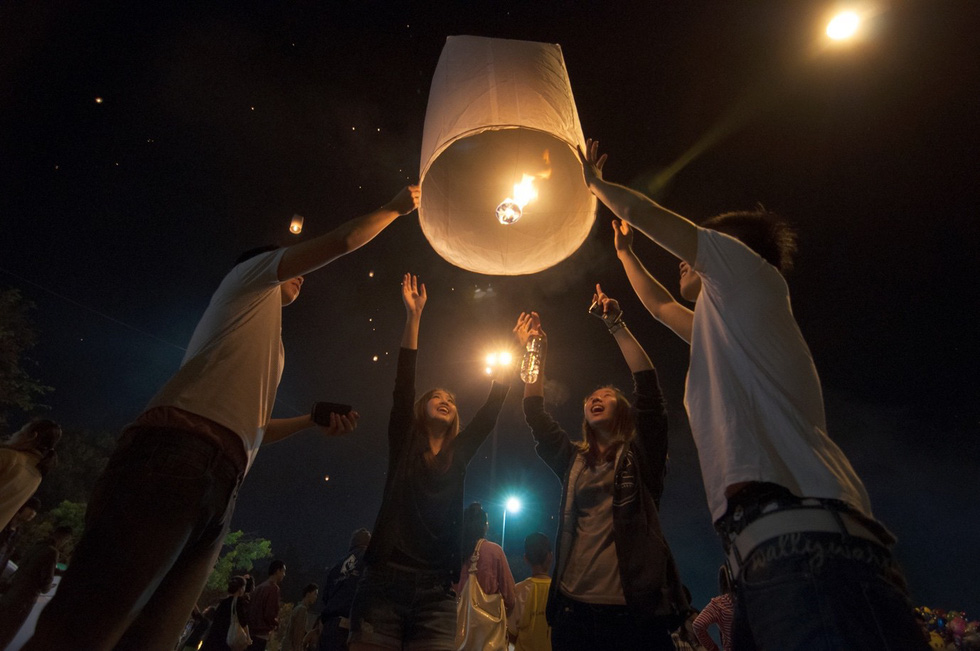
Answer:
[
  {"left": 578, "top": 386, "right": 635, "bottom": 468},
  {"left": 412, "top": 387, "right": 460, "bottom": 473},
  {"left": 462, "top": 502, "right": 488, "bottom": 561}
]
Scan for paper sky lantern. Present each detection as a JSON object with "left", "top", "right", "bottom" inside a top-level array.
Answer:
[{"left": 419, "top": 36, "right": 596, "bottom": 275}]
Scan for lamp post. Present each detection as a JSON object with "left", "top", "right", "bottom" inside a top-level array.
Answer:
[{"left": 501, "top": 496, "right": 522, "bottom": 552}]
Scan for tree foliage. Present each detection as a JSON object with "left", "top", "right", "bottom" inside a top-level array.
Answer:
[
  {"left": 17, "top": 499, "right": 87, "bottom": 562},
  {"left": 200, "top": 530, "right": 273, "bottom": 606},
  {"left": 35, "top": 429, "right": 115, "bottom": 507},
  {"left": 0, "top": 287, "right": 51, "bottom": 430}
]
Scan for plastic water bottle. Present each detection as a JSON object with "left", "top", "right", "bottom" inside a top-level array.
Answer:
[{"left": 520, "top": 335, "right": 543, "bottom": 384}]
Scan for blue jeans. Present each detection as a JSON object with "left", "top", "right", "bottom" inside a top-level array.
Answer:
[
  {"left": 732, "top": 531, "right": 928, "bottom": 650},
  {"left": 550, "top": 592, "right": 675, "bottom": 651},
  {"left": 348, "top": 563, "right": 457, "bottom": 650},
  {"left": 24, "top": 426, "right": 243, "bottom": 651}
]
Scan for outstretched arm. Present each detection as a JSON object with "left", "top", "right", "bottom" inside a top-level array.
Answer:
[
  {"left": 262, "top": 411, "right": 359, "bottom": 446},
  {"left": 277, "top": 185, "right": 420, "bottom": 281},
  {"left": 579, "top": 141, "right": 698, "bottom": 265},
  {"left": 612, "top": 220, "right": 693, "bottom": 343},
  {"left": 400, "top": 272, "right": 426, "bottom": 350},
  {"left": 591, "top": 284, "right": 653, "bottom": 372}
]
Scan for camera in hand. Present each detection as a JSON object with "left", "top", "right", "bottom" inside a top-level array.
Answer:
[{"left": 311, "top": 401, "right": 353, "bottom": 426}]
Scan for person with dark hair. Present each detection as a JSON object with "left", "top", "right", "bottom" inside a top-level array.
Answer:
[
  {"left": 281, "top": 584, "right": 318, "bottom": 651},
  {"left": 348, "top": 274, "right": 511, "bottom": 651},
  {"left": 507, "top": 532, "right": 553, "bottom": 651},
  {"left": 200, "top": 575, "right": 251, "bottom": 651},
  {"left": 455, "top": 502, "right": 516, "bottom": 627},
  {"left": 316, "top": 528, "right": 371, "bottom": 651},
  {"left": 0, "top": 525, "right": 72, "bottom": 648},
  {"left": 24, "top": 185, "right": 420, "bottom": 651},
  {"left": 0, "top": 420, "right": 61, "bottom": 531},
  {"left": 248, "top": 560, "right": 286, "bottom": 651},
  {"left": 0, "top": 497, "right": 41, "bottom": 578},
  {"left": 515, "top": 287, "right": 690, "bottom": 651},
  {"left": 579, "top": 140, "right": 924, "bottom": 649}
]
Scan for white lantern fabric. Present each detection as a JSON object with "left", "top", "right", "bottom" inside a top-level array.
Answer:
[{"left": 419, "top": 35, "right": 596, "bottom": 276}]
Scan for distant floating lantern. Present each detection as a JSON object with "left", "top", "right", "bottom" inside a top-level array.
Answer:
[
  {"left": 289, "top": 214, "right": 304, "bottom": 234},
  {"left": 419, "top": 36, "right": 596, "bottom": 275}
]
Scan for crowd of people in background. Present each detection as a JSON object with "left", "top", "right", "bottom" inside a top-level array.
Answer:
[{"left": 0, "top": 134, "right": 939, "bottom": 650}]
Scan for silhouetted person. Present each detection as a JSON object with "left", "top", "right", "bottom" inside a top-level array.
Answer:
[
  {"left": 248, "top": 560, "right": 286, "bottom": 651},
  {"left": 0, "top": 525, "right": 72, "bottom": 648},
  {"left": 24, "top": 185, "right": 419, "bottom": 651},
  {"left": 200, "top": 575, "right": 251, "bottom": 651},
  {"left": 282, "top": 583, "right": 318, "bottom": 651},
  {"left": 316, "top": 528, "right": 371, "bottom": 651},
  {"left": 0, "top": 497, "right": 40, "bottom": 578}
]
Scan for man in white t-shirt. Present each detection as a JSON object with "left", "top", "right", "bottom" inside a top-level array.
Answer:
[
  {"left": 578, "top": 141, "right": 925, "bottom": 650},
  {"left": 24, "top": 185, "right": 420, "bottom": 651}
]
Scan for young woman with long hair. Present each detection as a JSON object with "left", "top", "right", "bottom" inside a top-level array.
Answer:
[
  {"left": 514, "top": 285, "right": 690, "bottom": 651},
  {"left": 348, "top": 274, "right": 512, "bottom": 651}
]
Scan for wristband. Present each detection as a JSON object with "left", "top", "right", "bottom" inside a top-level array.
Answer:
[
  {"left": 588, "top": 300, "right": 624, "bottom": 331},
  {"left": 607, "top": 319, "right": 626, "bottom": 334}
]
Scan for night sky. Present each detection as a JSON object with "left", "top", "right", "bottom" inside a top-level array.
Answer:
[{"left": 2, "top": 1, "right": 978, "bottom": 614}]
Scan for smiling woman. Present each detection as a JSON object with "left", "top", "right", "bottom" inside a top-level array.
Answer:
[
  {"left": 348, "top": 273, "right": 513, "bottom": 651},
  {"left": 515, "top": 286, "right": 691, "bottom": 651}
]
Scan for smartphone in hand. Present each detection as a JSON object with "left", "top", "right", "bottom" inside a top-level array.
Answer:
[{"left": 311, "top": 401, "right": 353, "bottom": 426}]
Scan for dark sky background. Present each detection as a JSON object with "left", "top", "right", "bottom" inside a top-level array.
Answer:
[{"left": 2, "top": 0, "right": 978, "bottom": 614}]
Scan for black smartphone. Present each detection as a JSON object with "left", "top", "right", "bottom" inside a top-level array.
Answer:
[{"left": 311, "top": 401, "right": 353, "bottom": 426}]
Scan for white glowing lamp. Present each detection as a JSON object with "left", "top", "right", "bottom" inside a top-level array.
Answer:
[
  {"left": 419, "top": 36, "right": 596, "bottom": 275},
  {"left": 289, "top": 214, "right": 304, "bottom": 234},
  {"left": 827, "top": 11, "right": 860, "bottom": 40}
]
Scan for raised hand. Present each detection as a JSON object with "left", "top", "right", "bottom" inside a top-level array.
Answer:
[
  {"left": 612, "top": 219, "right": 634, "bottom": 254},
  {"left": 386, "top": 184, "right": 421, "bottom": 215},
  {"left": 592, "top": 283, "right": 622, "bottom": 322},
  {"left": 401, "top": 273, "right": 427, "bottom": 316},
  {"left": 513, "top": 311, "right": 543, "bottom": 347},
  {"left": 576, "top": 138, "right": 608, "bottom": 188}
]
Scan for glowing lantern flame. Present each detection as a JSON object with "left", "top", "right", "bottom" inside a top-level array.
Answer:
[
  {"left": 827, "top": 11, "right": 860, "bottom": 40},
  {"left": 289, "top": 214, "right": 304, "bottom": 234},
  {"left": 496, "top": 152, "right": 552, "bottom": 225}
]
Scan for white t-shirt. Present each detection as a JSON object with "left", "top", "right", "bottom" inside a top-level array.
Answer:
[
  {"left": 147, "top": 249, "right": 286, "bottom": 463},
  {"left": 685, "top": 228, "right": 872, "bottom": 522}
]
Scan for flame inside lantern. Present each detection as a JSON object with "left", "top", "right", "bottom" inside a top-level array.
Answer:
[
  {"left": 496, "top": 151, "right": 551, "bottom": 225},
  {"left": 289, "top": 214, "right": 304, "bottom": 234}
]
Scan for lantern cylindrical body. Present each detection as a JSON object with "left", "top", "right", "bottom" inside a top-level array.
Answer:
[{"left": 419, "top": 36, "right": 596, "bottom": 276}]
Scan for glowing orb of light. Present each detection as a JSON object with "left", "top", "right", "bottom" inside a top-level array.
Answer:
[
  {"left": 505, "top": 497, "right": 522, "bottom": 513},
  {"left": 496, "top": 200, "right": 522, "bottom": 225},
  {"left": 827, "top": 11, "right": 860, "bottom": 40}
]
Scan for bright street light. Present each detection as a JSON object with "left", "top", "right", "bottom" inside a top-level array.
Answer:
[
  {"left": 501, "top": 495, "right": 522, "bottom": 552},
  {"left": 484, "top": 349, "right": 515, "bottom": 375},
  {"left": 826, "top": 11, "right": 861, "bottom": 40}
]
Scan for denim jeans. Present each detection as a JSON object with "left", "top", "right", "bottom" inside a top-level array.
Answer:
[
  {"left": 348, "top": 563, "right": 457, "bottom": 650},
  {"left": 731, "top": 531, "right": 928, "bottom": 651},
  {"left": 24, "top": 426, "right": 243, "bottom": 651},
  {"left": 550, "top": 591, "right": 675, "bottom": 651}
]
